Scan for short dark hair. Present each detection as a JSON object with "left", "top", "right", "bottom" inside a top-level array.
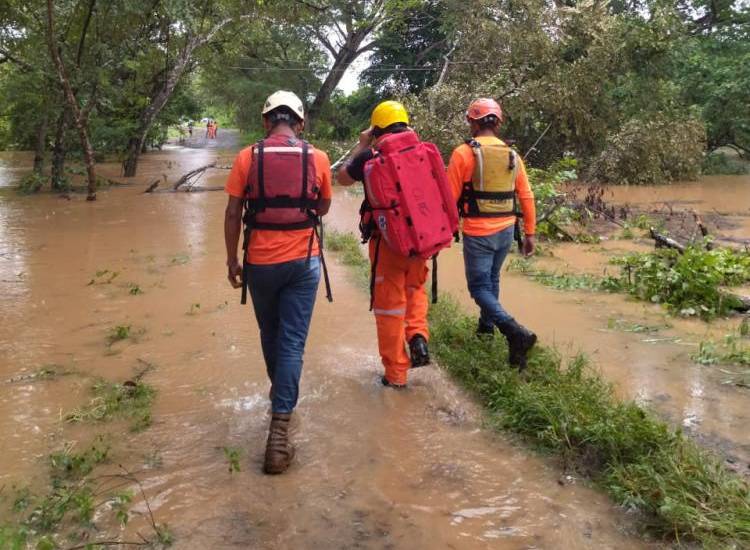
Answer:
[
  {"left": 372, "top": 122, "right": 409, "bottom": 137},
  {"left": 264, "top": 106, "right": 302, "bottom": 127},
  {"left": 475, "top": 114, "right": 500, "bottom": 130}
]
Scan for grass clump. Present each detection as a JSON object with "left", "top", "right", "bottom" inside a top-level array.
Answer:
[
  {"left": 222, "top": 446, "right": 242, "bottom": 474},
  {"left": 693, "top": 336, "right": 750, "bottom": 367},
  {"left": 0, "top": 438, "right": 130, "bottom": 548},
  {"left": 65, "top": 379, "right": 156, "bottom": 431},
  {"left": 613, "top": 247, "right": 750, "bottom": 319},
  {"left": 428, "top": 298, "right": 750, "bottom": 546},
  {"left": 108, "top": 324, "right": 132, "bottom": 343},
  {"left": 507, "top": 258, "right": 622, "bottom": 292},
  {"left": 127, "top": 282, "right": 143, "bottom": 295},
  {"left": 87, "top": 269, "right": 120, "bottom": 285},
  {"left": 326, "top": 229, "right": 370, "bottom": 286},
  {"left": 0, "top": 436, "right": 173, "bottom": 549}
]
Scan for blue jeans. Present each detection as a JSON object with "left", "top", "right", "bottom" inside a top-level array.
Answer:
[
  {"left": 247, "top": 256, "right": 320, "bottom": 414},
  {"left": 463, "top": 226, "right": 515, "bottom": 327}
]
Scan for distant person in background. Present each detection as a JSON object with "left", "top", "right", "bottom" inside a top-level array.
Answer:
[
  {"left": 205, "top": 120, "right": 211, "bottom": 139},
  {"left": 187, "top": 120, "right": 194, "bottom": 138},
  {"left": 213, "top": 121, "right": 219, "bottom": 139}
]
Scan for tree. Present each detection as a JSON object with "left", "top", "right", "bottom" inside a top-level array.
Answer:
[
  {"left": 46, "top": 0, "right": 99, "bottom": 200},
  {"left": 361, "top": 0, "right": 455, "bottom": 94},
  {"left": 121, "top": 2, "right": 261, "bottom": 176},
  {"left": 292, "top": 0, "right": 390, "bottom": 127}
]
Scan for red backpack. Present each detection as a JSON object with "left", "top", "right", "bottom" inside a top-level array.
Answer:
[
  {"left": 359, "top": 130, "right": 458, "bottom": 305},
  {"left": 360, "top": 130, "right": 458, "bottom": 259}
]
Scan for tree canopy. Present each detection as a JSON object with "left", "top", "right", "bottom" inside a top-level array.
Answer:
[{"left": 0, "top": 0, "right": 748, "bottom": 192}]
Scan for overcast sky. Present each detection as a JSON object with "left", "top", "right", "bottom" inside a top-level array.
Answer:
[{"left": 334, "top": 53, "right": 372, "bottom": 95}]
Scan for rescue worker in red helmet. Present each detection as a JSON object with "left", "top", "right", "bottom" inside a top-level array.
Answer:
[
  {"left": 224, "top": 90, "right": 333, "bottom": 474},
  {"left": 447, "top": 98, "right": 537, "bottom": 370},
  {"left": 336, "top": 101, "right": 432, "bottom": 388}
]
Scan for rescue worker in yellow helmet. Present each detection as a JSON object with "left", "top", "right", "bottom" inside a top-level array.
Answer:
[
  {"left": 337, "top": 100, "right": 433, "bottom": 387},
  {"left": 446, "top": 98, "right": 537, "bottom": 370}
]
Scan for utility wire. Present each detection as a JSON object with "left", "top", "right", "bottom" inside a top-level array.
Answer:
[{"left": 225, "top": 61, "right": 484, "bottom": 72}]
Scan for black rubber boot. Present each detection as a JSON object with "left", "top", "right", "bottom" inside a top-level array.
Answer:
[
  {"left": 476, "top": 319, "right": 495, "bottom": 338},
  {"left": 496, "top": 319, "right": 537, "bottom": 371},
  {"left": 381, "top": 376, "right": 407, "bottom": 389},
  {"left": 408, "top": 334, "right": 430, "bottom": 368}
]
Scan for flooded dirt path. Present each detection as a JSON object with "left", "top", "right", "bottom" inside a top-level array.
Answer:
[
  {"left": 331, "top": 176, "right": 750, "bottom": 474},
  {"left": 0, "top": 136, "right": 648, "bottom": 548}
]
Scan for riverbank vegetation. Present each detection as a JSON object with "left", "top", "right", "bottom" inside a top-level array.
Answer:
[{"left": 328, "top": 230, "right": 750, "bottom": 547}]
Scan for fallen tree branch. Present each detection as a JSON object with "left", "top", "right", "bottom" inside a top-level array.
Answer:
[
  {"left": 143, "top": 179, "right": 160, "bottom": 193},
  {"left": 649, "top": 227, "right": 686, "bottom": 252},
  {"left": 545, "top": 219, "right": 576, "bottom": 242},
  {"left": 173, "top": 162, "right": 216, "bottom": 190}
]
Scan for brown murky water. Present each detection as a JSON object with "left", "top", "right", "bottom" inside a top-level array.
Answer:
[{"left": 0, "top": 137, "right": 650, "bottom": 548}]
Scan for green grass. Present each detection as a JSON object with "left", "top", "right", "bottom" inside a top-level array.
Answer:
[
  {"left": 108, "top": 324, "right": 132, "bottom": 343},
  {"left": 0, "top": 438, "right": 130, "bottom": 548},
  {"left": 506, "top": 257, "right": 622, "bottom": 292},
  {"left": 222, "top": 446, "right": 242, "bottom": 474},
  {"left": 508, "top": 245, "right": 750, "bottom": 321},
  {"left": 325, "top": 229, "right": 370, "bottom": 286},
  {"left": 328, "top": 230, "right": 750, "bottom": 547},
  {"left": 65, "top": 379, "right": 156, "bottom": 431}
]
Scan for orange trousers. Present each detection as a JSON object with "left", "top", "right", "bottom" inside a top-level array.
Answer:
[{"left": 369, "top": 238, "right": 429, "bottom": 385}]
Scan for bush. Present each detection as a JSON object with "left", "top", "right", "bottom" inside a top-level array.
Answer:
[
  {"left": 613, "top": 246, "right": 750, "bottom": 318},
  {"left": 702, "top": 152, "right": 748, "bottom": 175},
  {"left": 589, "top": 114, "right": 706, "bottom": 184}
]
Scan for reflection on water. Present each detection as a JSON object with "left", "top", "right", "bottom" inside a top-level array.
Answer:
[{"left": 0, "top": 150, "right": 34, "bottom": 188}]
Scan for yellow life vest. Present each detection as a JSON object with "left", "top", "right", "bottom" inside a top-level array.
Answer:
[{"left": 459, "top": 140, "right": 519, "bottom": 218}]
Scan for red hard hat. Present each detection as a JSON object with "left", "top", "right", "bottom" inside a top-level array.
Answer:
[{"left": 466, "top": 98, "right": 502, "bottom": 121}]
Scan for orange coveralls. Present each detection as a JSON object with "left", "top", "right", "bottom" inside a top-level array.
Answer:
[{"left": 368, "top": 236, "right": 429, "bottom": 385}]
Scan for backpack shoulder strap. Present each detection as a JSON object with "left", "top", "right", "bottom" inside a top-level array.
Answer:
[
  {"left": 300, "top": 140, "right": 309, "bottom": 212},
  {"left": 256, "top": 139, "right": 265, "bottom": 205}
]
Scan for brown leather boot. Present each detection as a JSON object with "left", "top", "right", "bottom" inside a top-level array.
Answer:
[{"left": 263, "top": 413, "right": 295, "bottom": 475}]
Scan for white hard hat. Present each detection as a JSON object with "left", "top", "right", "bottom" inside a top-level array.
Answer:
[{"left": 262, "top": 90, "right": 304, "bottom": 120}]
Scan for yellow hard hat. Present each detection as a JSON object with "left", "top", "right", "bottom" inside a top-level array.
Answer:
[{"left": 371, "top": 100, "right": 409, "bottom": 129}]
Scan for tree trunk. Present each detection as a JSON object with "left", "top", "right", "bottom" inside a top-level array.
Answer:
[
  {"left": 307, "top": 37, "right": 367, "bottom": 128},
  {"left": 122, "top": 53, "right": 192, "bottom": 177},
  {"left": 46, "top": 0, "right": 98, "bottom": 200},
  {"left": 33, "top": 114, "right": 48, "bottom": 176},
  {"left": 121, "top": 14, "right": 242, "bottom": 177},
  {"left": 51, "top": 110, "right": 68, "bottom": 190}
]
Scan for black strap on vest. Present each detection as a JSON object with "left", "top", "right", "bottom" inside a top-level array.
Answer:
[
  {"left": 256, "top": 140, "right": 265, "bottom": 207},
  {"left": 300, "top": 141, "right": 309, "bottom": 212},
  {"left": 369, "top": 235, "right": 382, "bottom": 311},
  {"left": 431, "top": 254, "right": 438, "bottom": 304},
  {"left": 314, "top": 222, "right": 333, "bottom": 302}
]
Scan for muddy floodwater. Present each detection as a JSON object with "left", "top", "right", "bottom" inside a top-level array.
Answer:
[{"left": 1, "top": 133, "right": 748, "bottom": 548}]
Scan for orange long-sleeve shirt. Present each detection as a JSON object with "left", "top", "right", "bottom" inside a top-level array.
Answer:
[{"left": 446, "top": 136, "right": 536, "bottom": 237}]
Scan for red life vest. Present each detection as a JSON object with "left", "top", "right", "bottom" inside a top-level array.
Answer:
[
  {"left": 361, "top": 130, "right": 458, "bottom": 260},
  {"left": 244, "top": 134, "right": 318, "bottom": 230}
]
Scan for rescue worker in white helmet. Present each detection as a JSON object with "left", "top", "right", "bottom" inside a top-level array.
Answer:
[{"left": 224, "top": 90, "right": 333, "bottom": 474}]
